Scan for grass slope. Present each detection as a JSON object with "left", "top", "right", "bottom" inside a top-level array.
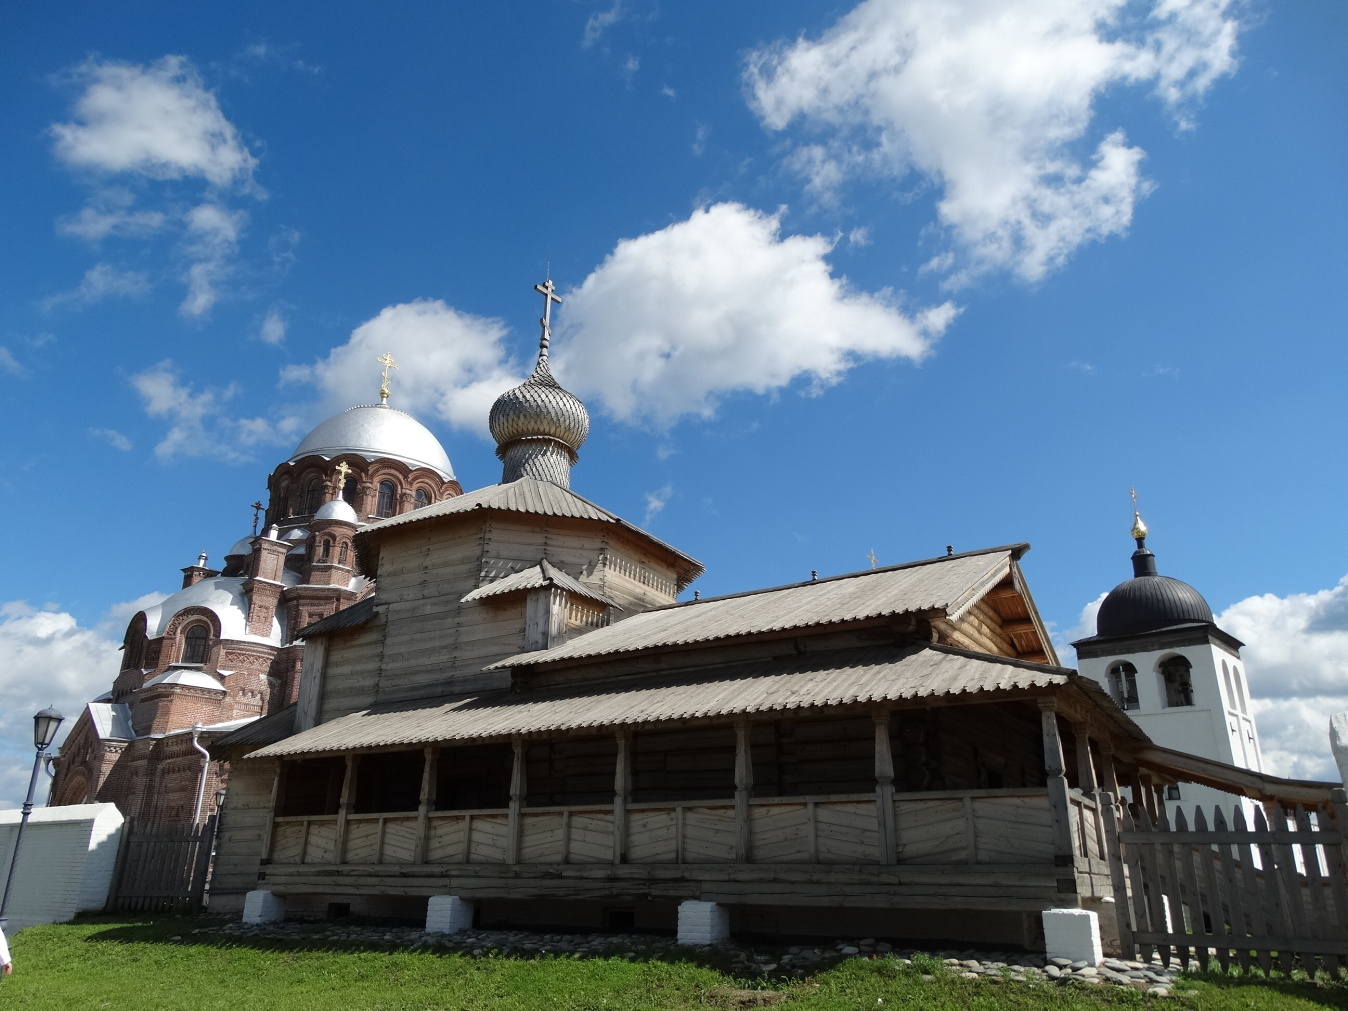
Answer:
[{"left": 1, "top": 917, "right": 1344, "bottom": 1011}]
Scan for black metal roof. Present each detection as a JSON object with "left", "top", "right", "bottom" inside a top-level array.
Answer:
[{"left": 1088, "top": 537, "right": 1214, "bottom": 640}]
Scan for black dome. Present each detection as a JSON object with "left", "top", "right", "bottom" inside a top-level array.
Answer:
[{"left": 1096, "top": 573, "right": 1213, "bottom": 638}]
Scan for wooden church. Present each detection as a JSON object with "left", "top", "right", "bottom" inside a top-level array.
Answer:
[{"left": 211, "top": 283, "right": 1343, "bottom": 952}]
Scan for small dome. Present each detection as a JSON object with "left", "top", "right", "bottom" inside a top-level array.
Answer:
[
  {"left": 489, "top": 359, "right": 589, "bottom": 452},
  {"left": 283, "top": 527, "right": 309, "bottom": 542},
  {"left": 1096, "top": 574, "right": 1214, "bottom": 638},
  {"left": 290, "top": 404, "right": 454, "bottom": 479},
  {"left": 225, "top": 536, "right": 254, "bottom": 558},
  {"left": 314, "top": 498, "right": 359, "bottom": 523}
]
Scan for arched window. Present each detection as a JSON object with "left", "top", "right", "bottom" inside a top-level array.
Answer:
[
  {"left": 1108, "top": 662, "right": 1139, "bottom": 709},
  {"left": 1232, "top": 665, "right": 1248, "bottom": 714},
  {"left": 320, "top": 538, "right": 333, "bottom": 562},
  {"left": 376, "top": 480, "right": 397, "bottom": 518},
  {"left": 338, "top": 542, "right": 349, "bottom": 565},
  {"left": 181, "top": 624, "right": 209, "bottom": 665},
  {"left": 1160, "top": 655, "right": 1195, "bottom": 707},
  {"left": 414, "top": 488, "right": 431, "bottom": 510},
  {"left": 1221, "top": 661, "right": 1236, "bottom": 711},
  {"left": 123, "top": 614, "right": 147, "bottom": 670},
  {"left": 303, "top": 478, "right": 323, "bottom": 515},
  {"left": 342, "top": 476, "right": 358, "bottom": 505}
]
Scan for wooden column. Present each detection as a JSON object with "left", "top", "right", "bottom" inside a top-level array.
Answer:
[
  {"left": 734, "top": 719, "right": 752, "bottom": 862},
  {"left": 1039, "top": 699, "right": 1075, "bottom": 867},
  {"left": 412, "top": 746, "right": 435, "bottom": 864},
  {"left": 873, "top": 711, "right": 897, "bottom": 864},
  {"left": 1097, "top": 738, "right": 1120, "bottom": 798},
  {"left": 334, "top": 754, "right": 356, "bottom": 864},
  {"left": 1074, "top": 726, "right": 1098, "bottom": 793},
  {"left": 508, "top": 737, "right": 526, "bottom": 864},
  {"left": 613, "top": 729, "right": 631, "bottom": 865},
  {"left": 260, "top": 760, "right": 284, "bottom": 862}
]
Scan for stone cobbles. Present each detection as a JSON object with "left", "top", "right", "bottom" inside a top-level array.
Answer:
[{"left": 202, "top": 919, "right": 1182, "bottom": 994}]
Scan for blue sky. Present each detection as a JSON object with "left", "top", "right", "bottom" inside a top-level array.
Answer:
[{"left": 1, "top": 0, "right": 1345, "bottom": 802}]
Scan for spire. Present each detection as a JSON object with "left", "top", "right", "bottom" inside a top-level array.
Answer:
[
  {"left": 377, "top": 352, "right": 398, "bottom": 404},
  {"left": 1129, "top": 487, "right": 1157, "bottom": 577},
  {"left": 487, "top": 278, "right": 590, "bottom": 488}
]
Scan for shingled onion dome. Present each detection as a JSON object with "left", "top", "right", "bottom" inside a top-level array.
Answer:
[
  {"left": 489, "top": 279, "right": 589, "bottom": 488},
  {"left": 1094, "top": 510, "right": 1214, "bottom": 638}
]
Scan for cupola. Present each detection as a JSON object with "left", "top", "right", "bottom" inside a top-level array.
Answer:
[{"left": 1093, "top": 508, "right": 1214, "bottom": 639}]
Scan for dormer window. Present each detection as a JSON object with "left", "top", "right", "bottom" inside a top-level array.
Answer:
[
  {"left": 1109, "top": 661, "right": 1139, "bottom": 710},
  {"left": 181, "top": 624, "right": 209, "bottom": 665},
  {"left": 1160, "top": 655, "right": 1195, "bottom": 707},
  {"left": 376, "top": 480, "right": 397, "bottom": 518}
]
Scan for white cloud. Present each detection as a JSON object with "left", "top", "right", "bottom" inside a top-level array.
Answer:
[
  {"left": 554, "top": 202, "right": 957, "bottom": 427},
  {"left": 0, "top": 348, "right": 22, "bottom": 376},
  {"left": 179, "top": 202, "right": 244, "bottom": 318},
  {"left": 1217, "top": 577, "right": 1348, "bottom": 781},
  {"left": 281, "top": 300, "right": 524, "bottom": 438},
  {"left": 89, "top": 428, "right": 133, "bottom": 451},
  {"left": 745, "top": 0, "right": 1241, "bottom": 284},
  {"left": 131, "top": 360, "right": 290, "bottom": 461},
  {"left": 1051, "top": 591, "right": 1107, "bottom": 661},
  {"left": 583, "top": 1, "right": 627, "bottom": 47},
  {"left": 258, "top": 307, "right": 286, "bottom": 345},
  {"left": 643, "top": 484, "right": 673, "bottom": 525},
  {"left": 51, "top": 55, "right": 257, "bottom": 187},
  {"left": 41, "top": 262, "right": 152, "bottom": 309},
  {"left": 57, "top": 188, "right": 167, "bottom": 241}
]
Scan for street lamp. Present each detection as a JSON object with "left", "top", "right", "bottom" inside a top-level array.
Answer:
[
  {"left": 214, "top": 788, "right": 226, "bottom": 812},
  {"left": 0, "top": 707, "right": 64, "bottom": 930}
]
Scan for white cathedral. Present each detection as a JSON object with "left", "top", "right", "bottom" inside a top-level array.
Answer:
[{"left": 1072, "top": 511, "right": 1265, "bottom": 817}]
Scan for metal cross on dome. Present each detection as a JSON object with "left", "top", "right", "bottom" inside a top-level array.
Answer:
[
  {"left": 377, "top": 352, "right": 398, "bottom": 403},
  {"left": 534, "top": 278, "right": 562, "bottom": 359}
]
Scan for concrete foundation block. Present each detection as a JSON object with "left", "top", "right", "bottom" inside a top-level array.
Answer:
[
  {"left": 677, "top": 900, "right": 730, "bottom": 946},
  {"left": 1042, "top": 907, "right": 1102, "bottom": 966},
  {"left": 426, "top": 894, "right": 475, "bottom": 933},
  {"left": 242, "top": 889, "right": 286, "bottom": 925}
]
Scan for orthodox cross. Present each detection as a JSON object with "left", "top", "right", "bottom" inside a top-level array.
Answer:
[
  {"left": 251, "top": 500, "right": 265, "bottom": 535},
  {"left": 377, "top": 352, "right": 398, "bottom": 403},
  {"left": 867, "top": 548, "right": 878, "bottom": 570},
  {"left": 334, "top": 461, "right": 354, "bottom": 494},
  {"left": 1129, "top": 485, "right": 1148, "bottom": 541},
  {"left": 534, "top": 278, "right": 562, "bottom": 359}
]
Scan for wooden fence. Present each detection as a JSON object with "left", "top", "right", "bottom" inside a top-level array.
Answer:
[
  {"left": 106, "top": 816, "right": 218, "bottom": 914},
  {"left": 1104, "top": 793, "right": 1348, "bottom": 975}
]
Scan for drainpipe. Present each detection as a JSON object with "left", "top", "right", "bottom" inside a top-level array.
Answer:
[{"left": 190, "top": 723, "right": 210, "bottom": 824}]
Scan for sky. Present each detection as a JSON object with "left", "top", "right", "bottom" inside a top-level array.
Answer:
[{"left": 1, "top": 0, "right": 1345, "bottom": 806}]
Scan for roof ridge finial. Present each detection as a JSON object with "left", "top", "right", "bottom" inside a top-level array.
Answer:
[
  {"left": 534, "top": 276, "right": 562, "bottom": 366},
  {"left": 377, "top": 352, "right": 398, "bottom": 404},
  {"left": 1129, "top": 485, "right": 1148, "bottom": 545}
]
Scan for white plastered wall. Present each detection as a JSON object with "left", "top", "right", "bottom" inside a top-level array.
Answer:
[{"left": 0, "top": 802, "right": 124, "bottom": 930}]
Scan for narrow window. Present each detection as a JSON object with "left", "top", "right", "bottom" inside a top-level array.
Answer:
[
  {"left": 1222, "top": 661, "right": 1237, "bottom": 711},
  {"left": 181, "top": 624, "right": 209, "bottom": 665},
  {"left": 337, "top": 542, "right": 349, "bottom": 565},
  {"left": 1160, "top": 656, "right": 1195, "bottom": 707},
  {"left": 320, "top": 538, "right": 333, "bottom": 561},
  {"left": 1232, "top": 666, "right": 1249, "bottom": 714},
  {"left": 342, "top": 476, "right": 358, "bottom": 505},
  {"left": 303, "top": 478, "right": 323, "bottom": 515},
  {"left": 376, "top": 480, "right": 397, "bottom": 518},
  {"left": 1109, "top": 662, "right": 1139, "bottom": 709},
  {"left": 414, "top": 488, "right": 431, "bottom": 509}
]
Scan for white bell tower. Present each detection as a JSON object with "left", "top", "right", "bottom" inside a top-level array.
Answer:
[{"left": 1072, "top": 509, "right": 1264, "bottom": 820}]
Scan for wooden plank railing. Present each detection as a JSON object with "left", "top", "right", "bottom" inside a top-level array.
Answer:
[
  {"left": 1111, "top": 797, "right": 1348, "bottom": 977},
  {"left": 107, "top": 816, "right": 217, "bottom": 913},
  {"left": 268, "top": 789, "right": 1056, "bottom": 868}
]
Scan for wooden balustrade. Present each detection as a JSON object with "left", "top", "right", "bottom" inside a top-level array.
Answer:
[{"left": 268, "top": 788, "right": 1057, "bottom": 868}]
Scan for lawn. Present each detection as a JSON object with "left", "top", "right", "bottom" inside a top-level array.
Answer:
[{"left": 1, "top": 917, "right": 1345, "bottom": 1011}]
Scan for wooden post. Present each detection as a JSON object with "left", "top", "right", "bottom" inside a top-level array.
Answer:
[
  {"left": 735, "top": 719, "right": 753, "bottom": 862},
  {"left": 335, "top": 754, "right": 356, "bottom": 864},
  {"left": 1040, "top": 699, "right": 1076, "bottom": 868},
  {"left": 508, "top": 737, "right": 526, "bottom": 864},
  {"left": 413, "top": 746, "right": 435, "bottom": 864},
  {"left": 873, "top": 711, "right": 897, "bottom": 864},
  {"left": 1075, "top": 727, "right": 1098, "bottom": 793},
  {"left": 260, "top": 760, "right": 284, "bottom": 863},
  {"left": 613, "top": 729, "right": 631, "bottom": 865},
  {"left": 1097, "top": 738, "right": 1120, "bottom": 798}
]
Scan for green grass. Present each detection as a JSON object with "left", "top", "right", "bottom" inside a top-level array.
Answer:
[{"left": 1, "top": 916, "right": 1345, "bottom": 1011}]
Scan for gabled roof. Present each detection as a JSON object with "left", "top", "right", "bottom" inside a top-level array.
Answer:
[
  {"left": 461, "top": 558, "right": 619, "bottom": 608},
  {"left": 354, "top": 478, "right": 704, "bottom": 589},
  {"left": 249, "top": 641, "right": 1109, "bottom": 759},
  {"left": 487, "top": 545, "right": 1026, "bottom": 671},
  {"left": 87, "top": 702, "right": 134, "bottom": 741}
]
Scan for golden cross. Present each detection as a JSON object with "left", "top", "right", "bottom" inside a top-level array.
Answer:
[
  {"left": 867, "top": 548, "right": 878, "bottom": 570},
  {"left": 377, "top": 352, "right": 398, "bottom": 402},
  {"left": 334, "top": 461, "right": 353, "bottom": 492}
]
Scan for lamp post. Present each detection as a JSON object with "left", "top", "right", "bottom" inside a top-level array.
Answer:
[{"left": 0, "top": 707, "right": 64, "bottom": 931}]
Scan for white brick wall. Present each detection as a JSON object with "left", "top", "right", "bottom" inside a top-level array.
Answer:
[{"left": 0, "top": 803, "right": 124, "bottom": 931}]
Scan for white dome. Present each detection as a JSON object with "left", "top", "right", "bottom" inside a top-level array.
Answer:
[
  {"left": 289, "top": 404, "right": 454, "bottom": 479},
  {"left": 314, "top": 498, "right": 359, "bottom": 523},
  {"left": 226, "top": 536, "right": 254, "bottom": 558},
  {"left": 141, "top": 669, "right": 225, "bottom": 691},
  {"left": 139, "top": 574, "right": 297, "bottom": 647}
]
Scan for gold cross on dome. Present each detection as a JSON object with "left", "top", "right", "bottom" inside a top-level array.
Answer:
[
  {"left": 534, "top": 278, "right": 562, "bottom": 358},
  {"left": 867, "top": 548, "right": 878, "bottom": 570},
  {"left": 334, "top": 461, "right": 353, "bottom": 491},
  {"left": 377, "top": 352, "right": 398, "bottom": 402}
]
